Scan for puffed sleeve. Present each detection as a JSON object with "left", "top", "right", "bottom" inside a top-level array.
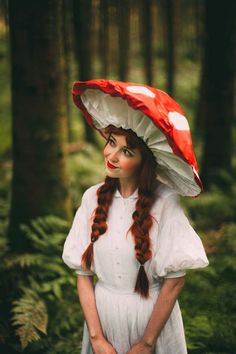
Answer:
[
  {"left": 62, "top": 186, "right": 97, "bottom": 276},
  {"left": 153, "top": 192, "right": 209, "bottom": 279}
]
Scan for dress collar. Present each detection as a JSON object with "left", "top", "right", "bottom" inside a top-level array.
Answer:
[{"left": 114, "top": 188, "right": 139, "bottom": 200}]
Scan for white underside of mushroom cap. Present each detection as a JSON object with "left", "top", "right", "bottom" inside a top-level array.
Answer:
[{"left": 81, "top": 89, "right": 201, "bottom": 196}]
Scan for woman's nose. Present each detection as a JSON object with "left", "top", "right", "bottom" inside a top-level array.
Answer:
[{"left": 109, "top": 150, "right": 119, "bottom": 162}]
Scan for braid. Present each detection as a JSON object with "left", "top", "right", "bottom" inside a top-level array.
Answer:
[
  {"left": 131, "top": 143, "right": 158, "bottom": 298},
  {"left": 131, "top": 191, "right": 156, "bottom": 297},
  {"left": 131, "top": 194, "right": 155, "bottom": 264},
  {"left": 81, "top": 176, "right": 117, "bottom": 269}
]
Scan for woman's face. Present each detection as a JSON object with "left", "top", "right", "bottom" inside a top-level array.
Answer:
[{"left": 103, "top": 133, "right": 142, "bottom": 182}]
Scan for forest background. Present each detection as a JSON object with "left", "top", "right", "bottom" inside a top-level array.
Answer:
[{"left": 0, "top": 0, "right": 236, "bottom": 353}]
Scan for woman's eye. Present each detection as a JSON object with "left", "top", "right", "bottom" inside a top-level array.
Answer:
[
  {"left": 123, "top": 149, "right": 133, "bottom": 157},
  {"left": 108, "top": 138, "right": 115, "bottom": 146}
]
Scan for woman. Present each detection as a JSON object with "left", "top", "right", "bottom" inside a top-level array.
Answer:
[{"left": 62, "top": 80, "right": 209, "bottom": 354}]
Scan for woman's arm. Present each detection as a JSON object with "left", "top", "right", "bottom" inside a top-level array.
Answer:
[
  {"left": 77, "top": 275, "right": 117, "bottom": 354},
  {"left": 127, "top": 276, "right": 185, "bottom": 354}
]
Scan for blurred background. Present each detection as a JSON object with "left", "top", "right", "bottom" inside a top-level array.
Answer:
[{"left": 0, "top": 0, "right": 236, "bottom": 353}]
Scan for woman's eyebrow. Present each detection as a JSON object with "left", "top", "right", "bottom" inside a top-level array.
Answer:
[
  {"left": 110, "top": 134, "right": 135, "bottom": 152},
  {"left": 124, "top": 146, "right": 136, "bottom": 154},
  {"left": 110, "top": 134, "right": 116, "bottom": 141}
]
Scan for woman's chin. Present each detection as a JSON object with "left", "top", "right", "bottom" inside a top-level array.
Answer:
[{"left": 105, "top": 168, "right": 119, "bottom": 178}]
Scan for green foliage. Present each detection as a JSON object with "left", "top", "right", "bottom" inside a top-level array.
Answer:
[
  {"left": 68, "top": 142, "right": 105, "bottom": 205},
  {"left": 184, "top": 314, "right": 213, "bottom": 350},
  {"left": 179, "top": 203, "right": 236, "bottom": 354},
  {"left": 182, "top": 186, "right": 236, "bottom": 230},
  {"left": 0, "top": 215, "right": 84, "bottom": 353},
  {"left": 12, "top": 289, "right": 48, "bottom": 349}
]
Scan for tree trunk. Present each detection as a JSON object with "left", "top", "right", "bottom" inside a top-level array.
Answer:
[
  {"left": 73, "top": 0, "right": 96, "bottom": 143},
  {"left": 162, "top": 0, "right": 177, "bottom": 95},
  {"left": 194, "top": 0, "right": 204, "bottom": 62},
  {"left": 117, "top": 0, "right": 130, "bottom": 81},
  {"left": 195, "top": 0, "right": 206, "bottom": 132},
  {"left": 99, "top": 0, "right": 109, "bottom": 77},
  {"left": 73, "top": 0, "right": 93, "bottom": 81},
  {"left": 8, "top": 0, "right": 72, "bottom": 252},
  {"left": 108, "top": 1, "right": 119, "bottom": 75},
  {"left": 140, "top": 0, "right": 153, "bottom": 85},
  {"left": 201, "top": 0, "right": 236, "bottom": 189},
  {"left": 62, "top": 0, "right": 74, "bottom": 143}
]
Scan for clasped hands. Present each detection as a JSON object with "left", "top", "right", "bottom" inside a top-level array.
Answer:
[
  {"left": 126, "top": 339, "right": 155, "bottom": 354},
  {"left": 91, "top": 337, "right": 154, "bottom": 354}
]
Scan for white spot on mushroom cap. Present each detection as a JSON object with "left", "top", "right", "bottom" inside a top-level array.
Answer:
[
  {"left": 168, "top": 111, "right": 190, "bottom": 131},
  {"left": 126, "top": 85, "right": 155, "bottom": 98}
]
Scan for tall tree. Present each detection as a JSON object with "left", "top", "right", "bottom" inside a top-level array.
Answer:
[
  {"left": 73, "top": 0, "right": 96, "bottom": 143},
  {"left": 194, "top": 0, "right": 204, "bottom": 62},
  {"left": 117, "top": 0, "right": 130, "bottom": 81},
  {"left": 195, "top": 2, "right": 206, "bottom": 133},
  {"left": 162, "top": 0, "right": 177, "bottom": 95},
  {"left": 8, "top": 0, "right": 72, "bottom": 252},
  {"left": 73, "top": 0, "right": 93, "bottom": 81},
  {"left": 107, "top": 1, "right": 119, "bottom": 75},
  {"left": 140, "top": 0, "right": 153, "bottom": 85},
  {"left": 62, "top": 0, "right": 74, "bottom": 143},
  {"left": 99, "top": 0, "right": 109, "bottom": 77},
  {"left": 201, "top": 0, "right": 236, "bottom": 189}
]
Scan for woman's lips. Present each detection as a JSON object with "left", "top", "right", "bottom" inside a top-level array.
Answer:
[{"left": 107, "top": 161, "right": 118, "bottom": 169}]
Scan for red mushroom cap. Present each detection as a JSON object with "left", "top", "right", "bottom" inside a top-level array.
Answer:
[{"left": 72, "top": 79, "right": 202, "bottom": 197}]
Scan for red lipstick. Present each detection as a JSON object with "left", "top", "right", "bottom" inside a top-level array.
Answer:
[{"left": 107, "top": 161, "right": 118, "bottom": 169}]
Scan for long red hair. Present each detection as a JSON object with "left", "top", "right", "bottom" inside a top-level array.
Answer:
[{"left": 82, "top": 125, "right": 158, "bottom": 298}]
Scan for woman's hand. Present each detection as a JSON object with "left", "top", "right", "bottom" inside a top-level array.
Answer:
[
  {"left": 126, "top": 340, "right": 155, "bottom": 354},
  {"left": 77, "top": 276, "right": 116, "bottom": 353},
  {"left": 91, "top": 336, "right": 117, "bottom": 354}
]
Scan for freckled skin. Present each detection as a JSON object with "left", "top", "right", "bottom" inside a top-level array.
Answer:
[{"left": 103, "top": 134, "right": 142, "bottom": 183}]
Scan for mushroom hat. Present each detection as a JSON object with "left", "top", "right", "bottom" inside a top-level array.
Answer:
[{"left": 72, "top": 79, "right": 202, "bottom": 197}]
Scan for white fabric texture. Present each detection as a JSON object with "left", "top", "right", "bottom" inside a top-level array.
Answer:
[
  {"left": 62, "top": 183, "right": 209, "bottom": 354},
  {"left": 80, "top": 89, "right": 201, "bottom": 197}
]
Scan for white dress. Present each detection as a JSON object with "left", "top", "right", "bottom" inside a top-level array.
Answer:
[{"left": 62, "top": 183, "right": 209, "bottom": 354}]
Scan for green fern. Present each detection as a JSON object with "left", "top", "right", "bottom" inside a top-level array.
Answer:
[
  {"left": 12, "top": 289, "right": 48, "bottom": 349},
  {"left": 4, "top": 253, "right": 43, "bottom": 268},
  {"left": 4, "top": 215, "right": 75, "bottom": 350},
  {"left": 184, "top": 314, "right": 213, "bottom": 350},
  {"left": 19, "top": 215, "right": 69, "bottom": 254}
]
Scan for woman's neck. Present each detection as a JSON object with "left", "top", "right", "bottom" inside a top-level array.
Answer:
[{"left": 118, "top": 178, "right": 138, "bottom": 198}]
